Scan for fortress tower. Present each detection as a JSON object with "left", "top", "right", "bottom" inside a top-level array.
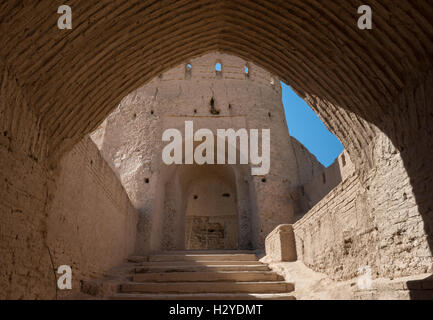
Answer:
[{"left": 91, "top": 53, "right": 330, "bottom": 254}]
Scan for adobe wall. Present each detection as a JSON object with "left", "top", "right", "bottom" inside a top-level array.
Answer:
[
  {"left": 184, "top": 171, "right": 238, "bottom": 250},
  {"left": 294, "top": 129, "right": 433, "bottom": 281},
  {"left": 152, "top": 118, "right": 258, "bottom": 251},
  {"left": 289, "top": 136, "right": 324, "bottom": 219},
  {"left": 0, "top": 65, "right": 138, "bottom": 298},
  {"left": 46, "top": 137, "right": 138, "bottom": 297},
  {"left": 289, "top": 136, "right": 355, "bottom": 220},
  {"left": 0, "top": 67, "right": 53, "bottom": 299},
  {"left": 297, "top": 150, "right": 355, "bottom": 219},
  {"left": 289, "top": 137, "right": 325, "bottom": 186},
  {"left": 92, "top": 53, "right": 302, "bottom": 253}
]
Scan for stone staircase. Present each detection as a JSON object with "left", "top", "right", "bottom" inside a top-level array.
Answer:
[{"left": 105, "top": 251, "right": 295, "bottom": 300}]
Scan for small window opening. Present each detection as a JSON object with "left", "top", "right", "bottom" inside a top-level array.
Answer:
[
  {"left": 301, "top": 186, "right": 305, "bottom": 196},
  {"left": 150, "top": 110, "right": 154, "bottom": 115},
  {"left": 244, "top": 65, "right": 250, "bottom": 78},
  {"left": 268, "top": 112, "right": 272, "bottom": 118},
  {"left": 193, "top": 195, "right": 198, "bottom": 200},
  {"left": 145, "top": 178, "right": 150, "bottom": 184},
  {"left": 194, "top": 109, "right": 197, "bottom": 114},
  {"left": 185, "top": 63, "right": 192, "bottom": 79},
  {"left": 215, "top": 62, "right": 222, "bottom": 79},
  {"left": 322, "top": 173, "right": 326, "bottom": 184},
  {"left": 132, "top": 113, "right": 137, "bottom": 120},
  {"left": 261, "top": 178, "right": 267, "bottom": 183},
  {"left": 222, "top": 193, "right": 230, "bottom": 197}
]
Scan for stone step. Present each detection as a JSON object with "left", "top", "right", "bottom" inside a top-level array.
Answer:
[
  {"left": 148, "top": 254, "right": 257, "bottom": 262},
  {"left": 151, "top": 249, "right": 256, "bottom": 255},
  {"left": 133, "top": 271, "right": 284, "bottom": 282},
  {"left": 120, "top": 281, "right": 294, "bottom": 294},
  {"left": 128, "top": 256, "right": 148, "bottom": 263},
  {"left": 135, "top": 264, "right": 270, "bottom": 273},
  {"left": 110, "top": 292, "right": 296, "bottom": 300},
  {"left": 140, "top": 260, "right": 264, "bottom": 266},
  {"left": 160, "top": 250, "right": 257, "bottom": 254}
]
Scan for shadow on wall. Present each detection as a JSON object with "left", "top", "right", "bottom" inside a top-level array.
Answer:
[
  {"left": 407, "top": 275, "right": 433, "bottom": 300},
  {"left": 401, "top": 136, "right": 433, "bottom": 268},
  {"left": 383, "top": 71, "right": 433, "bottom": 276}
]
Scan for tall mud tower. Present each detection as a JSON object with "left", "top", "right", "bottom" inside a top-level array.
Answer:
[{"left": 92, "top": 53, "right": 301, "bottom": 254}]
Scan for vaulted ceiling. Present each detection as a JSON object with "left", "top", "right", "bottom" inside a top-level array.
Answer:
[{"left": 0, "top": 0, "right": 431, "bottom": 163}]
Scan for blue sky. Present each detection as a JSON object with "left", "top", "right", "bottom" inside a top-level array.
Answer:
[{"left": 281, "top": 82, "right": 343, "bottom": 167}]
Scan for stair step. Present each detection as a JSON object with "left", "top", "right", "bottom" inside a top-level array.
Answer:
[
  {"left": 135, "top": 264, "right": 270, "bottom": 273},
  {"left": 110, "top": 293, "right": 296, "bottom": 300},
  {"left": 120, "top": 281, "right": 294, "bottom": 294},
  {"left": 148, "top": 254, "right": 257, "bottom": 262},
  {"left": 128, "top": 256, "right": 148, "bottom": 263},
  {"left": 133, "top": 271, "right": 284, "bottom": 282},
  {"left": 106, "top": 252, "right": 296, "bottom": 300},
  {"left": 161, "top": 250, "right": 257, "bottom": 254},
  {"left": 141, "top": 260, "right": 263, "bottom": 266}
]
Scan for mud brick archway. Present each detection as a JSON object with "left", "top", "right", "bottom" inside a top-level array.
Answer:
[{"left": 0, "top": 1, "right": 432, "bottom": 299}]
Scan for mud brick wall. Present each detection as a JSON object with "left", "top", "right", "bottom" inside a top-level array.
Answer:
[
  {"left": 294, "top": 131, "right": 433, "bottom": 281},
  {"left": 0, "top": 65, "right": 138, "bottom": 298},
  {"left": 0, "top": 67, "right": 53, "bottom": 299},
  {"left": 47, "top": 137, "right": 138, "bottom": 297},
  {"left": 185, "top": 215, "right": 238, "bottom": 250}
]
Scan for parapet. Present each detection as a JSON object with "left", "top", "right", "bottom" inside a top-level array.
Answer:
[{"left": 264, "top": 224, "right": 297, "bottom": 263}]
